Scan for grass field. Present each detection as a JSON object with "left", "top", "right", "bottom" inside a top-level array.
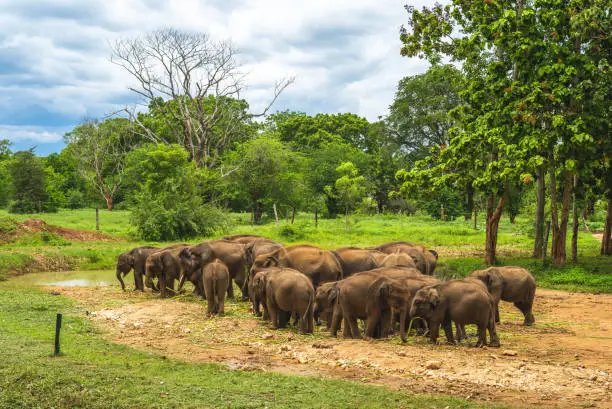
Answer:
[
  {"left": 0, "top": 282, "right": 487, "bottom": 409},
  {"left": 1, "top": 209, "right": 610, "bottom": 292},
  {"left": 1, "top": 208, "right": 610, "bottom": 408}
]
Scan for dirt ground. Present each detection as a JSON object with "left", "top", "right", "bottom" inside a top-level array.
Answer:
[
  {"left": 3, "top": 219, "right": 119, "bottom": 243},
  {"left": 49, "top": 285, "right": 612, "bottom": 409}
]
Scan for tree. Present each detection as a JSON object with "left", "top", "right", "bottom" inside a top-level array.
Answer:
[
  {"left": 0, "top": 140, "right": 12, "bottom": 208},
  {"left": 225, "top": 136, "right": 304, "bottom": 224},
  {"left": 400, "top": 0, "right": 607, "bottom": 265},
  {"left": 387, "top": 64, "right": 464, "bottom": 162},
  {"left": 126, "top": 144, "right": 228, "bottom": 240},
  {"left": 65, "top": 118, "right": 137, "bottom": 210},
  {"left": 331, "top": 162, "right": 367, "bottom": 230},
  {"left": 111, "top": 28, "right": 293, "bottom": 168},
  {"left": 8, "top": 150, "right": 49, "bottom": 213}
]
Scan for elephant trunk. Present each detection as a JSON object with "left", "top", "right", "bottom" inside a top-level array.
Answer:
[
  {"left": 116, "top": 268, "right": 126, "bottom": 291},
  {"left": 159, "top": 275, "right": 167, "bottom": 298},
  {"left": 177, "top": 271, "right": 188, "bottom": 292},
  {"left": 399, "top": 306, "right": 408, "bottom": 342}
]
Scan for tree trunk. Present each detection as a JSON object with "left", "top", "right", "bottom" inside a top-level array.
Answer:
[
  {"left": 345, "top": 205, "right": 349, "bottom": 232},
  {"left": 273, "top": 203, "right": 279, "bottom": 226},
  {"left": 474, "top": 206, "right": 478, "bottom": 230},
  {"left": 533, "top": 166, "right": 545, "bottom": 258},
  {"left": 571, "top": 174, "right": 578, "bottom": 263},
  {"left": 377, "top": 200, "right": 384, "bottom": 214},
  {"left": 550, "top": 170, "right": 573, "bottom": 265},
  {"left": 465, "top": 183, "right": 474, "bottom": 221},
  {"left": 602, "top": 191, "right": 612, "bottom": 256},
  {"left": 105, "top": 195, "right": 114, "bottom": 211},
  {"left": 314, "top": 208, "right": 318, "bottom": 228},
  {"left": 291, "top": 207, "right": 295, "bottom": 224},
  {"left": 484, "top": 190, "right": 506, "bottom": 265},
  {"left": 253, "top": 203, "right": 263, "bottom": 225}
]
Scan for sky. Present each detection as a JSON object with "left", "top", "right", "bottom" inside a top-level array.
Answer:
[{"left": 0, "top": 0, "right": 431, "bottom": 155}]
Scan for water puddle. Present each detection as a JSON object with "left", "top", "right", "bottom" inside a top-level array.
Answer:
[{"left": 10, "top": 270, "right": 115, "bottom": 287}]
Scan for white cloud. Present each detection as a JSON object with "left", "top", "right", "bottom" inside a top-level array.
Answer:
[
  {"left": 0, "top": 125, "right": 66, "bottom": 143},
  {"left": 0, "top": 0, "right": 433, "bottom": 146}
]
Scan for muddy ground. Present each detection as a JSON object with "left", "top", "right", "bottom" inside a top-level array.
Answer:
[{"left": 48, "top": 285, "right": 612, "bottom": 409}]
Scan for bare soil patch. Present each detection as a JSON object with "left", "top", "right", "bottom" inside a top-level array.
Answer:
[
  {"left": 49, "top": 286, "right": 612, "bottom": 409},
  {"left": 17, "top": 218, "right": 120, "bottom": 242}
]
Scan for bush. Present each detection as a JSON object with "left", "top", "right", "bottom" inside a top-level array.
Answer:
[{"left": 127, "top": 144, "right": 231, "bottom": 241}]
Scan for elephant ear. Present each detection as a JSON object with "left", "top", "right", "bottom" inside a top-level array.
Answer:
[
  {"left": 328, "top": 285, "right": 339, "bottom": 305},
  {"left": 244, "top": 242, "right": 255, "bottom": 265},
  {"left": 125, "top": 254, "right": 135, "bottom": 266},
  {"left": 428, "top": 249, "right": 438, "bottom": 259},
  {"left": 263, "top": 256, "right": 279, "bottom": 267}
]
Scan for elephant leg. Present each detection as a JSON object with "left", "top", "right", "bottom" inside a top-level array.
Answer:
[
  {"left": 240, "top": 279, "right": 250, "bottom": 302},
  {"left": 455, "top": 323, "right": 465, "bottom": 342},
  {"left": 217, "top": 282, "right": 226, "bottom": 316},
  {"left": 330, "top": 306, "right": 342, "bottom": 337},
  {"left": 380, "top": 309, "right": 393, "bottom": 338},
  {"left": 365, "top": 308, "right": 382, "bottom": 339},
  {"left": 475, "top": 323, "right": 487, "bottom": 347},
  {"left": 442, "top": 320, "right": 455, "bottom": 345},
  {"left": 204, "top": 279, "right": 215, "bottom": 316},
  {"left": 487, "top": 318, "right": 501, "bottom": 347},
  {"left": 495, "top": 304, "right": 500, "bottom": 323},
  {"left": 227, "top": 278, "right": 235, "bottom": 299},
  {"left": 429, "top": 321, "right": 440, "bottom": 344},
  {"left": 515, "top": 300, "right": 535, "bottom": 326},
  {"left": 348, "top": 316, "right": 362, "bottom": 339},
  {"left": 278, "top": 310, "right": 290, "bottom": 329},
  {"left": 134, "top": 272, "right": 144, "bottom": 292},
  {"left": 267, "top": 298, "right": 279, "bottom": 328}
]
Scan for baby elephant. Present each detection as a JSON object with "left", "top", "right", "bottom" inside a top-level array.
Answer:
[
  {"left": 471, "top": 266, "right": 536, "bottom": 325},
  {"left": 253, "top": 267, "right": 315, "bottom": 334},
  {"left": 410, "top": 279, "right": 501, "bottom": 347},
  {"left": 203, "top": 260, "right": 230, "bottom": 316}
]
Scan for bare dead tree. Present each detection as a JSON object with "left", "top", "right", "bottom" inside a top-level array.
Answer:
[
  {"left": 110, "top": 28, "right": 294, "bottom": 168},
  {"left": 65, "top": 118, "right": 134, "bottom": 211}
]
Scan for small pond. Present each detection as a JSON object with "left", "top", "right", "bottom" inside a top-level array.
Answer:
[{"left": 10, "top": 270, "right": 115, "bottom": 287}]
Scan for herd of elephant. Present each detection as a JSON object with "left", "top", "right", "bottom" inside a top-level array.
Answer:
[{"left": 115, "top": 235, "right": 537, "bottom": 347}]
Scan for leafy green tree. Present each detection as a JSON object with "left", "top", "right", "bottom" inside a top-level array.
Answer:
[
  {"left": 330, "top": 162, "right": 367, "bottom": 230},
  {"left": 65, "top": 118, "right": 139, "bottom": 210},
  {"left": 225, "top": 136, "right": 304, "bottom": 224},
  {"left": 400, "top": 0, "right": 606, "bottom": 265},
  {"left": 0, "top": 140, "right": 12, "bottom": 208},
  {"left": 126, "top": 144, "right": 228, "bottom": 240},
  {"left": 420, "top": 186, "right": 465, "bottom": 221},
  {"left": 8, "top": 150, "right": 50, "bottom": 213},
  {"left": 387, "top": 64, "right": 464, "bottom": 162}
]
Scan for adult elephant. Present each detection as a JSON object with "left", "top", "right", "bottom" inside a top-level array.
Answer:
[
  {"left": 331, "top": 247, "right": 381, "bottom": 277},
  {"left": 252, "top": 267, "right": 315, "bottom": 334},
  {"left": 251, "top": 245, "right": 342, "bottom": 288},
  {"left": 410, "top": 279, "right": 501, "bottom": 347},
  {"left": 471, "top": 266, "right": 536, "bottom": 325},
  {"left": 179, "top": 240, "right": 250, "bottom": 300},
  {"left": 115, "top": 246, "right": 159, "bottom": 291},
  {"left": 144, "top": 244, "right": 189, "bottom": 298},
  {"left": 329, "top": 272, "right": 400, "bottom": 339},
  {"left": 373, "top": 241, "right": 438, "bottom": 274}
]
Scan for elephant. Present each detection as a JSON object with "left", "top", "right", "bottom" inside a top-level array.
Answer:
[
  {"left": 115, "top": 246, "right": 159, "bottom": 291},
  {"left": 331, "top": 247, "right": 382, "bottom": 277},
  {"left": 221, "top": 234, "right": 268, "bottom": 243},
  {"left": 313, "top": 281, "right": 340, "bottom": 328},
  {"left": 372, "top": 241, "right": 438, "bottom": 274},
  {"left": 179, "top": 240, "right": 250, "bottom": 300},
  {"left": 202, "top": 259, "right": 230, "bottom": 316},
  {"left": 410, "top": 279, "right": 501, "bottom": 347},
  {"left": 251, "top": 245, "right": 343, "bottom": 288},
  {"left": 329, "top": 272, "right": 397, "bottom": 339},
  {"left": 144, "top": 244, "right": 190, "bottom": 298},
  {"left": 244, "top": 238, "right": 284, "bottom": 267},
  {"left": 471, "top": 266, "right": 536, "bottom": 325},
  {"left": 251, "top": 267, "right": 315, "bottom": 334},
  {"left": 375, "top": 250, "right": 418, "bottom": 269}
]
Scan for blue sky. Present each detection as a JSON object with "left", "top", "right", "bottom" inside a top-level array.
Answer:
[{"left": 0, "top": 0, "right": 430, "bottom": 155}]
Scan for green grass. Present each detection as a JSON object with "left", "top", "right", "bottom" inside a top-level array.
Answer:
[
  {"left": 0, "top": 209, "right": 609, "bottom": 292},
  {"left": 0, "top": 283, "right": 486, "bottom": 409}
]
